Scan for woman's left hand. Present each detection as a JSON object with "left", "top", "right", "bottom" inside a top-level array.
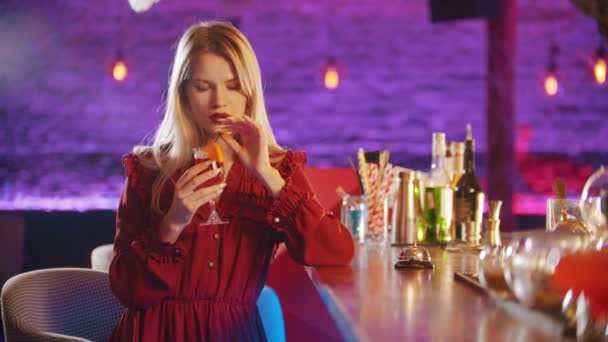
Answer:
[{"left": 218, "top": 115, "right": 270, "bottom": 175}]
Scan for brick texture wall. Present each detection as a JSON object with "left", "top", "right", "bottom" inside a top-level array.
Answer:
[{"left": 0, "top": 0, "right": 607, "bottom": 209}]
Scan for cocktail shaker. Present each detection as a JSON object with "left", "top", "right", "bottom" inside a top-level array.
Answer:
[{"left": 392, "top": 170, "right": 419, "bottom": 245}]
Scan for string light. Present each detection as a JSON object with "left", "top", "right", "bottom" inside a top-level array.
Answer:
[
  {"left": 593, "top": 44, "right": 606, "bottom": 86},
  {"left": 324, "top": 57, "right": 340, "bottom": 90},
  {"left": 323, "top": 1, "right": 341, "bottom": 91},
  {"left": 544, "top": 45, "right": 560, "bottom": 97},
  {"left": 112, "top": 56, "right": 128, "bottom": 82},
  {"left": 544, "top": 71, "right": 559, "bottom": 96},
  {"left": 111, "top": 0, "right": 129, "bottom": 83},
  {"left": 128, "top": 0, "right": 160, "bottom": 12}
]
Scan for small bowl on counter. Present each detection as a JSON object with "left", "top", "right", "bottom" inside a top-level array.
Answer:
[
  {"left": 503, "top": 231, "right": 595, "bottom": 312},
  {"left": 478, "top": 244, "right": 513, "bottom": 300}
]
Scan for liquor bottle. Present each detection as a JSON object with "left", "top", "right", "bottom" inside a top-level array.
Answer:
[
  {"left": 451, "top": 142, "right": 465, "bottom": 187},
  {"left": 454, "top": 124, "right": 482, "bottom": 241},
  {"left": 448, "top": 141, "right": 464, "bottom": 241},
  {"left": 445, "top": 142, "right": 454, "bottom": 183},
  {"left": 419, "top": 132, "right": 453, "bottom": 244}
]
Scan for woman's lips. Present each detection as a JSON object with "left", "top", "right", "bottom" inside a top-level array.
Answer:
[{"left": 210, "top": 112, "right": 230, "bottom": 123}]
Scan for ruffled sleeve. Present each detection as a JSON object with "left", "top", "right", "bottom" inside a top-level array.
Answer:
[
  {"left": 265, "top": 151, "right": 355, "bottom": 266},
  {"left": 109, "top": 153, "right": 189, "bottom": 309}
]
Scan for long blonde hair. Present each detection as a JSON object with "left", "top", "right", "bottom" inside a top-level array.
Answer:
[{"left": 134, "top": 21, "right": 284, "bottom": 216}]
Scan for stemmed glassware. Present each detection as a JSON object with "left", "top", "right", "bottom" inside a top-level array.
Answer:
[
  {"left": 580, "top": 166, "right": 608, "bottom": 243},
  {"left": 193, "top": 142, "right": 229, "bottom": 225}
]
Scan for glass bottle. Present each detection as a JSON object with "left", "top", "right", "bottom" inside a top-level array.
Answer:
[
  {"left": 454, "top": 124, "right": 482, "bottom": 241},
  {"left": 419, "top": 132, "right": 453, "bottom": 244},
  {"left": 449, "top": 141, "right": 464, "bottom": 239},
  {"left": 445, "top": 141, "right": 454, "bottom": 183},
  {"left": 451, "top": 142, "right": 465, "bottom": 187}
]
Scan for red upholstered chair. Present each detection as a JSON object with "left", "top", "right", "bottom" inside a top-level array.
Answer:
[
  {"left": 302, "top": 166, "right": 361, "bottom": 215},
  {"left": 265, "top": 166, "right": 359, "bottom": 342}
]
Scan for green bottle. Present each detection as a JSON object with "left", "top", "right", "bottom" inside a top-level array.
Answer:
[{"left": 419, "top": 132, "right": 453, "bottom": 244}]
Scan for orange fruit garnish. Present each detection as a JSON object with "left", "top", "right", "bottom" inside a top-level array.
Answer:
[{"left": 204, "top": 142, "right": 224, "bottom": 163}]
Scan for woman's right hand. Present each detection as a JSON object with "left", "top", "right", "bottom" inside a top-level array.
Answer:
[{"left": 159, "top": 161, "right": 226, "bottom": 243}]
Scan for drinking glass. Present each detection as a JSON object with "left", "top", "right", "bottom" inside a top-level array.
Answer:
[
  {"left": 478, "top": 244, "right": 512, "bottom": 299},
  {"left": 506, "top": 231, "right": 593, "bottom": 311},
  {"left": 193, "top": 146, "right": 229, "bottom": 225},
  {"left": 340, "top": 195, "right": 368, "bottom": 243},
  {"left": 546, "top": 197, "right": 601, "bottom": 233},
  {"left": 580, "top": 166, "right": 608, "bottom": 246}
]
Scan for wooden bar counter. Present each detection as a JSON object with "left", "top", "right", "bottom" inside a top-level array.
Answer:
[{"left": 307, "top": 244, "right": 566, "bottom": 341}]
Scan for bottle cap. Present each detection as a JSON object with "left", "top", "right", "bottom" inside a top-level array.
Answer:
[
  {"left": 432, "top": 132, "right": 446, "bottom": 156},
  {"left": 446, "top": 141, "right": 454, "bottom": 157},
  {"left": 466, "top": 123, "right": 473, "bottom": 141},
  {"left": 398, "top": 169, "right": 416, "bottom": 181},
  {"left": 454, "top": 142, "right": 464, "bottom": 155}
]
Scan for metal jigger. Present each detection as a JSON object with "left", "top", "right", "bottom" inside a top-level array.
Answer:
[
  {"left": 464, "top": 221, "right": 481, "bottom": 245},
  {"left": 486, "top": 200, "right": 502, "bottom": 246}
]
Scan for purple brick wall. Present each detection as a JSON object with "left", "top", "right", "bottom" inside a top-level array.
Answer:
[{"left": 0, "top": 0, "right": 607, "bottom": 210}]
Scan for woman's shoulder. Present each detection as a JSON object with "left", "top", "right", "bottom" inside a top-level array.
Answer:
[
  {"left": 271, "top": 149, "right": 307, "bottom": 178},
  {"left": 122, "top": 147, "right": 159, "bottom": 182}
]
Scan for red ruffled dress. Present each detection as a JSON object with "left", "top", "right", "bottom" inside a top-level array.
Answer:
[{"left": 109, "top": 150, "right": 355, "bottom": 341}]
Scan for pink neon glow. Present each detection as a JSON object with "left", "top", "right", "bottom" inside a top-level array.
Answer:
[{"left": 0, "top": 192, "right": 550, "bottom": 215}]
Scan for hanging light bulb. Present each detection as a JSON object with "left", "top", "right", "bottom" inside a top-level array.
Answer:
[
  {"left": 112, "top": 54, "right": 128, "bottom": 82},
  {"left": 324, "top": 57, "right": 340, "bottom": 90},
  {"left": 128, "top": 0, "right": 160, "bottom": 13},
  {"left": 593, "top": 45, "right": 606, "bottom": 86},
  {"left": 544, "top": 70, "right": 559, "bottom": 96},
  {"left": 544, "top": 45, "right": 559, "bottom": 97}
]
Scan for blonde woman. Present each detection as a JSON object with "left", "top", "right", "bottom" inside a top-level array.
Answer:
[{"left": 109, "top": 21, "right": 354, "bottom": 341}]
